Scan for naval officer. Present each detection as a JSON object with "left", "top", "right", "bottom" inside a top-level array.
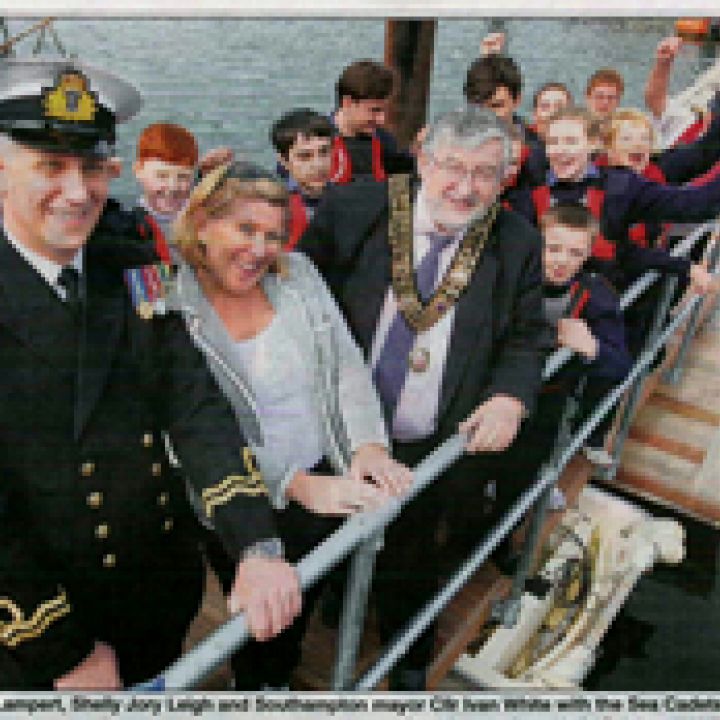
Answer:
[{"left": 0, "top": 60, "right": 299, "bottom": 690}]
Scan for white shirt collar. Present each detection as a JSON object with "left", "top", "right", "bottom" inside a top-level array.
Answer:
[{"left": 4, "top": 226, "right": 83, "bottom": 296}]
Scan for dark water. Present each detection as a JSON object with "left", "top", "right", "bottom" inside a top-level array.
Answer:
[
  {"left": 585, "top": 496, "right": 720, "bottom": 691},
  {"left": 4, "top": 17, "right": 708, "bottom": 204}
]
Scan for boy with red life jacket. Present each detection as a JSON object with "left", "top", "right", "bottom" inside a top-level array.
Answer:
[
  {"left": 133, "top": 122, "right": 198, "bottom": 265},
  {"left": 330, "top": 59, "right": 414, "bottom": 184},
  {"left": 271, "top": 109, "right": 334, "bottom": 250},
  {"left": 537, "top": 203, "right": 632, "bottom": 467},
  {"left": 509, "top": 107, "right": 716, "bottom": 297}
]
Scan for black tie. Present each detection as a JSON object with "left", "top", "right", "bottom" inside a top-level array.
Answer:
[{"left": 58, "top": 266, "right": 82, "bottom": 315}]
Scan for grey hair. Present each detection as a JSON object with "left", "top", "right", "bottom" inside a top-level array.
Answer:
[{"left": 422, "top": 106, "right": 512, "bottom": 177}]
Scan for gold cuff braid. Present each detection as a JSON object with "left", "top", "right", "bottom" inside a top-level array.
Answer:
[
  {"left": 201, "top": 448, "right": 268, "bottom": 518},
  {"left": 0, "top": 591, "right": 71, "bottom": 648}
]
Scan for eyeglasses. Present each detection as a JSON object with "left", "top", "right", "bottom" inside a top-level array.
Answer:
[{"left": 430, "top": 155, "right": 502, "bottom": 184}]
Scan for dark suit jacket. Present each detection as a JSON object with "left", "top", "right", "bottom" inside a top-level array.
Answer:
[
  {"left": 0, "top": 218, "right": 277, "bottom": 687},
  {"left": 298, "top": 179, "right": 546, "bottom": 448}
]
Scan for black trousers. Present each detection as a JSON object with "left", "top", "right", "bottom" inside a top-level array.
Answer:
[{"left": 204, "top": 472, "right": 341, "bottom": 690}]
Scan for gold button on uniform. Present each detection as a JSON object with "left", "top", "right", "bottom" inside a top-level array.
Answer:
[
  {"left": 142, "top": 432, "right": 153, "bottom": 448},
  {"left": 81, "top": 461, "right": 95, "bottom": 477},
  {"left": 87, "top": 491, "right": 103, "bottom": 508},
  {"left": 162, "top": 518, "right": 174, "bottom": 533},
  {"left": 158, "top": 492, "right": 169, "bottom": 507},
  {"left": 103, "top": 553, "right": 116, "bottom": 568},
  {"left": 151, "top": 462, "right": 162, "bottom": 477},
  {"left": 95, "top": 523, "right": 109, "bottom": 540}
]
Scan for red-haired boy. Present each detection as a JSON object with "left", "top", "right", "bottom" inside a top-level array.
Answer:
[{"left": 133, "top": 122, "right": 198, "bottom": 264}]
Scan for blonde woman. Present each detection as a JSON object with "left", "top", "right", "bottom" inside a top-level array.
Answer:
[{"left": 172, "top": 160, "right": 412, "bottom": 689}]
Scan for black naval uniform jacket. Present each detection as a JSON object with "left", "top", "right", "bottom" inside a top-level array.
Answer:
[
  {"left": 0, "top": 221, "right": 278, "bottom": 688},
  {"left": 298, "top": 179, "right": 547, "bottom": 476}
]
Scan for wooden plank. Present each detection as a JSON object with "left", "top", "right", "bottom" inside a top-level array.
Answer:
[
  {"left": 648, "top": 391, "right": 720, "bottom": 427},
  {"left": 428, "top": 569, "right": 512, "bottom": 689},
  {"left": 632, "top": 403, "right": 717, "bottom": 451},
  {"left": 627, "top": 425, "right": 706, "bottom": 465}
]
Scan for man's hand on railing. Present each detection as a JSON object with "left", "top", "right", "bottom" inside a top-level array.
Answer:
[
  {"left": 54, "top": 640, "right": 122, "bottom": 690},
  {"left": 349, "top": 444, "right": 413, "bottom": 497},
  {"left": 689, "top": 262, "right": 716, "bottom": 295},
  {"left": 228, "top": 557, "right": 301, "bottom": 642},
  {"left": 459, "top": 394, "right": 525, "bottom": 453}
]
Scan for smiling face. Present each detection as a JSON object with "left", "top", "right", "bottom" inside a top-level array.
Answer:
[
  {"left": 134, "top": 158, "right": 195, "bottom": 215},
  {"left": 542, "top": 222, "right": 592, "bottom": 285},
  {"left": 196, "top": 197, "right": 285, "bottom": 298},
  {"left": 545, "top": 116, "right": 593, "bottom": 182},
  {"left": 533, "top": 87, "right": 571, "bottom": 137},
  {"left": 279, "top": 132, "right": 332, "bottom": 198},
  {"left": 0, "top": 141, "right": 116, "bottom": 264},
  {"left": 418, "top": 137, "right": 505, "bottom": 231},
  {"left": 607, "top": 119, "right": 652, "bottom": 174}
]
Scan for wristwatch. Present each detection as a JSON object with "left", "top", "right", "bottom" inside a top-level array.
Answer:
[{"left": 240, "top": 537, "right": 285, "bottom": 560}]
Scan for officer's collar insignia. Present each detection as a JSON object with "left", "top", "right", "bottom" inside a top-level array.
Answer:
[
  {"left": 42, "top": 70, "right": 98, "bottom": 123},
  {"left": 124, "top": 263, "right": 175, "bottom": 320}
]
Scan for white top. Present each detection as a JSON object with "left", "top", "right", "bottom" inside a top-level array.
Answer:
[
  {"left": 232, "top": 310, "right": 325, "bottom": 473},
  {"left": 369, "top": 189, "right": 462, "bottom": 442},
  {"left": 4, "top": 227, "right": 83, "bottom": 300}
]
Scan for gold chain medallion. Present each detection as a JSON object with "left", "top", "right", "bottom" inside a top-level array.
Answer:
[{"left": 387, "top": 174, "right": 498, "bottom": 333}]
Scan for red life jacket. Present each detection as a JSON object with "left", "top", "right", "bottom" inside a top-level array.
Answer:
[
  {"left": 674, "top": 116, "right": 708, "bottom": 146},
  {"left": 330, "top": 134, "right": 387, "bottom": 184},
  {"left": 136, "top": 212, "right": 172, "bottom": 264},
  {"left": 531, "top": 183, "right": 616, "bottom": 260},
  {"left": 286, "top": 192, "right": 308, "bottom": 250},
  {"left": 628, "top": 162, "right": 669, "bottom": 249},
  {"left": 569, "top": 279, "right": 591, "bottom": 318}
]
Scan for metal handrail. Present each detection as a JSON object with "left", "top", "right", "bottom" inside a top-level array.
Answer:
[
  {"left": 355, "top": 281, "right": 714, "bottom": 690},
  {"left": 134, "top": 219, "right": 718, "bottom": 691}
]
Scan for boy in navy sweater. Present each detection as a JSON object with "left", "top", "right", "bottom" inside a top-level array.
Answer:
[{"left": 537, "top": 203, "right": 631, "bottom": 468}]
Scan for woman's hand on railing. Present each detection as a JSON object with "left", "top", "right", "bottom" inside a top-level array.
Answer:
[
  {"left": 459, "top": 394, "right": 525, "bottom": 453},
  {"left": 286, "top": 470, "right": 391, "bottom": 516},
  {"left": 348, "top": 444, "right": 414, "bottom": 497},
  {"left": 228, "top": 557, "right": 301, "bottom": 642}
]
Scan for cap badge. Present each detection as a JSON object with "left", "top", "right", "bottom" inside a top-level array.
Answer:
[{"left": 43, "top": 71, "right": 97, "bottom": 123}]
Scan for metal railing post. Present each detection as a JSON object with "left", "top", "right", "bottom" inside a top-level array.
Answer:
[
  {"left": 493, "top": 383, "right": 581, "bottom": 628},
  {"left": 664, "top": 234, "right": 720, "bottom": 385},
  {"left": 600, "top": 274, "right": 678, "bottom": 483},
  {"left": 493, "top": 482, "right": 553, "bottom": 628},
  {"left": 331, "top": 530, "right": 384, "bottom": 690}
]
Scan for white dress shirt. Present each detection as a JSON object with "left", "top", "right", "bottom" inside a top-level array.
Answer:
[
  {"left": 4, "top": 227, "right": 83, "bottom": 300},
  {"left": 370, "top": 189, "right": 464, "bottom": 442}
]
